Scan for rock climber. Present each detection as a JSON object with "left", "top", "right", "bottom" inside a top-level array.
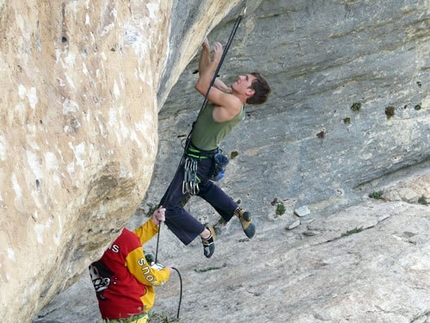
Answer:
[{"left": 159, "top": 38, "right": 271, "bottom": 258}]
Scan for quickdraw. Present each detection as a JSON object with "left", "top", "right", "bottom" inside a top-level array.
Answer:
[{"left": 182, "top": 157, "right": 200, "bottom": 195}]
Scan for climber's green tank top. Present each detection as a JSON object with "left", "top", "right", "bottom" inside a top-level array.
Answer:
[{"left": 191, "top": 103, "right": 244, "bottom": 151}]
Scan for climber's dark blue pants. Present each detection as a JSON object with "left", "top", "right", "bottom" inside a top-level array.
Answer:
[{"left": 160, "top": 156, "right": 238, "bottom": 245}]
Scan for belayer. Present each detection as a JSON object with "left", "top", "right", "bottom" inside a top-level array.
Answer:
[
  {"left": 89, "top": 206, "right": 175, "bottom": 323},
  {"left": 159, "top": 38, "right": 271, "bottom": 258}
]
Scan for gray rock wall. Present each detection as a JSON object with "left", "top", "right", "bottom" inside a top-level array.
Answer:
[
  {"left": 132, "top": 0, "right": 430, "bottom": 321},
  {"left": 35, "top": 169, "right": 430, "bottom": 323},
  {"left": 153, "top": 0, "right": 430, "bottom": 221}
]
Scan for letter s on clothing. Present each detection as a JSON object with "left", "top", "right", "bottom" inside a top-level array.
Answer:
[
  {"left": 136, "top": 258, "right": 155, "bottom": 283},
  {"left": 137, "top": 257, "right": 146, "bottom": 266},
  {"left": 111, "top": 244, "right": 120, "bottom": 253}
]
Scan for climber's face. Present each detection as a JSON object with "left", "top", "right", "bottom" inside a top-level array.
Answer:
[{"left": 232, "top": 74, "right": 256, "bottom": 97}]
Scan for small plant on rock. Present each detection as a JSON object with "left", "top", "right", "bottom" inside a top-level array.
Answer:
[
  {"left": 418, "top": 195, "right": 428, "bottom": 205},
  {"left": 230, "top": 151, "right": 239, "bottom": 159},
  {"left": 350, "top": 102, "right": 361, "bottom": 111},
  {"left": 195, "top": 263, "right": 227, "bottom": 273},
  {"left": 369, "top": 191, "right": 383, "bottom": 199},
  {"left": 146, "top": 203, "right": 158, "bottom": 217},
  {"left": 385, "top": 106, "right": 395, "bottom": 119},
  {"left": 341, "top": 227, "right": 363, "bottom": 237},
  {"left": 276, "top": 203, "right": 286, "bottom": 216},
  {"left": 148, "top": 312, "right": 180, "bottom": 323}
]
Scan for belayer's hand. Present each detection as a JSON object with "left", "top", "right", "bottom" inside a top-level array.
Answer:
[
  {"left": 150, "top": 262, "right": 165, "bottom": 270},
  {"left": 152, "top": 206, "right": 166, "bottom": 225}
]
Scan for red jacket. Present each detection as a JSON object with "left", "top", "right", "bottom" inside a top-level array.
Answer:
[{"left": 89, "top": 220, "right": 170, "bottom": 320}]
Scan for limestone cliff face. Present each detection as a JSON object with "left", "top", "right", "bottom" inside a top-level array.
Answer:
[
  {"left": 1, "top": 0, "right": 430, "bottom": 322},
  {"left": 0, "top": 1, "right": 242, "bottom": 322},
  {"left": 0, "top": 1, "right": 166, "bottom": 321}
]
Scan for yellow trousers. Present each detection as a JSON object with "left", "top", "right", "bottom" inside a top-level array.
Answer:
[
  {"left": 131, "top": 315, "right": 148, "bottom": 323},
  {"left": 105, "top": 314, "right": 148, "bottom": 323}
]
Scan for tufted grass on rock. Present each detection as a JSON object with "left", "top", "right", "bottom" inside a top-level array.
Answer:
[
  {"left": 195, "top": 263, "right": 227, "bottom": 273},
  {"left": 350, "top": 102, "right": 361, "bottom": 111},
  {"left": 148, "top": 312, "right": 180, "bottom": 323},
  {"left": 102, "top": 312, "right": 180, "bottom": 323},
  {"left": 230, "top": 151, "right": 239, "bottom": 159},
  {"left": 146, "top": 203, "right": 158, "bottom": 217},
  {"left": 341, "top": 227, "right": 363, "bottom": 237},
  {"left": 418, "top": 195, "right": 428, "bottom": 205},
  {"left": 385, "top": 106, "right": 395, "bottom": 119},
  {"left": 369, "top": 191, "right": 384, "bottom": 199},
  {"left": 276, "top": 203, "right": 286, "bottom": 216}
]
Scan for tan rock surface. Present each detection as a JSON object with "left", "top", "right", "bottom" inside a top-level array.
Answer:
[{"left": 1, "top": 1, "right": 165, "bottom": 322}]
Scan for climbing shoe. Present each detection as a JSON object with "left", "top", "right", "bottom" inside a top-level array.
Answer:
[
  {"left": 238, "top": 210, "right": 255, "bottom": 239},
  {"left": 201, "top": 227, "right": 217, "bottom": 258}
]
